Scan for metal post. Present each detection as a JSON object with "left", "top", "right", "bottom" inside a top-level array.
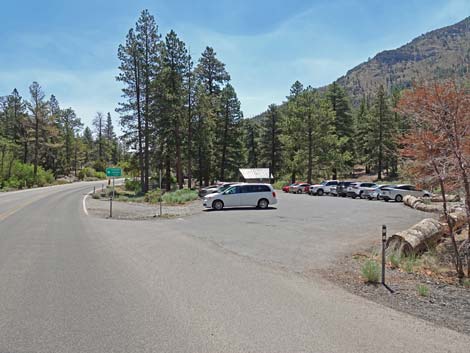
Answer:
[
  {"left": 110, "top": 196, "right": 113, "bottom": 218},
  {"left": 159, "top": 169, "right": 162, "bottom": 217},
  {"left": 93, "top": 186, "right": 95, "bottom": 195},
  {"left": 102, "top": 184, "right": 104, "bottom": 192},
  {"left": 112, "top": 177, "right": 115, "bottom": 199},
  {"left": 382, "top": 225, "right": 387, "bottom": 285}
]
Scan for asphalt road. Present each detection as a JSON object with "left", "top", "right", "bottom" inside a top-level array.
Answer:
[
  {"left": 0, "top": 183, "right": 469, "bottom": 353},
  {"left": 174, "top": 192, "right": 430, "bottom": 272}
]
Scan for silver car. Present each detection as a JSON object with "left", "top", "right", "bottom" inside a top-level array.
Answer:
[{"left": 381, "top": 184, "right": 432, "bottom": 202}]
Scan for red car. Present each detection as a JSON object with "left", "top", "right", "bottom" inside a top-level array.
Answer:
[{"left": 282, "top": 183, "right": 296, "bottom": 193}]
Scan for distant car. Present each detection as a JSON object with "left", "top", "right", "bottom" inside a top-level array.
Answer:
[
  {"left": 346, "top": 182, "right": 378, "bottom": 199},
  {"left": 380, "top": 184, "right": 432, "bottom": 202},
  {"left": 364, "top": 185, "right": 395, "bottom": 200},
  {"left": 336, "top": 181, "right": 354, "bottom": 197},
  {"left": 203, "top": 183, "right": 277, "bottom": 210},
  {"left": 309, "top": 180, "right": 339, "bottom": 196},
  {"left": 282, "top": 184, "right": 295, "bottom": 193},
  {"left": 289, "top": 183, "right": 310, "bottom": 194},
  {"left": 199, "top": 182, "right": 235, "bottom": 197}
]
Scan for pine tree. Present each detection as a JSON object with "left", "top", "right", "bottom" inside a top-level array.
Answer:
[
  {"left": 260, "top": 104, "right": 282, "bottom": 180},
  {"left": 217, "top": 84, "right": 244, "bottom": 181},
  {"left": 136, "top": 9, "right": 160, "bottom": 192},
  {"left": 195, "top": 47, "right": 230, "bottom": 185},
  {"left": 27, "top": 82, "right": 49, "bottom": 183},
  {"left": 327, "top": 82, "right": 354, "bottom": 179},
  {"left": 93, "top": 112, "right": 105, "bottom": 168}
]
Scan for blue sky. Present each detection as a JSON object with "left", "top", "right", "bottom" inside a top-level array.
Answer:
[{"left": 0, "top": 0, "right": 469, "bottom": 131}]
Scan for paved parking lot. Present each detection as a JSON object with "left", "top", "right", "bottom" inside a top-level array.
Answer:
[{"left": 173, "top": 192, "right": 430, "bottom": 272}]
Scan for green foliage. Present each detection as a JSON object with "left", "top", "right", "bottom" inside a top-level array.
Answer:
[
  {"left": 417, "top": 284, "right": 430, "bottom": 297},
  {"left": 463, "top": 279, "right": 470, "bottom": 288},
  {"left": 144, "top": 189, "right": 162, "bottom": 203},
  {"left": 361, "top": 259, "right": 381, "bottom": 283},
  {"left": 161, "top": 189, "right": 198, "bottom": 204},
  {"left": 77, "top": 167, "right": 106, "bottom": 181},
  {"left": 3, "top": 161, "right": 54, "bottom": 188},
  {"left": 273, "top": 180, "right": 289, "bottom": 190},
  {"left": 124, "top": 178, "right": 141, "bottom": 193},
  {"left": 403, "top": 254, "right": 418, "bottom": 273},
  {"left": 388, "top": 252, "right": 401, "bottom": 269}
]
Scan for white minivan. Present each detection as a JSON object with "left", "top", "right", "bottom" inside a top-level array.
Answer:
[{"left": 203, "top": 183, "right": 277, "bottom": 210}]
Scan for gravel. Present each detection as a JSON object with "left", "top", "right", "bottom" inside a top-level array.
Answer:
[
  {"left": 321, "top": 251, "right": 470, "bottom": 335},
  {"left": 86, "top": 197, "right": 203, "bottom": 220}
]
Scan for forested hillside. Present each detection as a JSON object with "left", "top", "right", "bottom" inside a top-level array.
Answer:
[
  {"left": 0, "top": 84, "right": 122, "bottom": 189},
  {"left": 336, "top": 16, "right": 470, "bottom": 104}
]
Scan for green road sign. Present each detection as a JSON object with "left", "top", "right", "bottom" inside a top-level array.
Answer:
[{"left": 106, "top": 167, "right": 122, "bottom": 177}]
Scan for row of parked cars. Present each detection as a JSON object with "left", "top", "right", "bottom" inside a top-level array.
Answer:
[{"left": 282, "top": 180, "right": 432, "bottom": 202}]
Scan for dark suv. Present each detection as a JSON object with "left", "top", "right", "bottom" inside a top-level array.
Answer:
[{"left": 336, "top": 181, "right": 354, "bottom": 197}]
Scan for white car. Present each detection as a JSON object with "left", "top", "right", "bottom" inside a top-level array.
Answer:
[
  {"left": 203, "top": 183, "right": 277, "bottom": 210},
  {"left": 346, "top": 182, "right": 378, "bottom": 199},
  {"left": 309, "top": 180, "right": 339, "bottom": 196},
  {"left": 380, "top": 184, "right": 432, "bottom": 202}
]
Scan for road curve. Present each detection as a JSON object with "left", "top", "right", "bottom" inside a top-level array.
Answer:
[{"left": 0, "top": 183, "right": 468, "bottom": 353}]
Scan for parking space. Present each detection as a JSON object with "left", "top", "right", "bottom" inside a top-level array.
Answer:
[{"left": 172, "top": 192, "right": 429, "bottom": 272}]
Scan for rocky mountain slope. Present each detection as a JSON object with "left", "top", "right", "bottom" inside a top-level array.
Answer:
[{"left": 336, "top": 16, "right": 470, "bottom": 104}]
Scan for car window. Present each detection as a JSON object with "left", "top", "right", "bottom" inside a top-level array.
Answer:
[{"left": 225, "top": 186, "right": 240, "bottom": 194}]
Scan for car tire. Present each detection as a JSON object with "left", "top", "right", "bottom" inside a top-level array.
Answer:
[
  {"left": 317, "top": 189, "right": 324, "bottom": 196},
  {"left": 297, "top": 189, "right": 303, "bottom": 194},
  {"left": 212, "top": 200, "right": 224, "bottom": 210},
  {"left": 359, "top": 191, "right": 364, "bottom": 199},
  {"left": 258, "top": 198, "right": 269, "bottom": 209},
  {"left": 395, "top": 195, "right": 403, "bottom": 202}
]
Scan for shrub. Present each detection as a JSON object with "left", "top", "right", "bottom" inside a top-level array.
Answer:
[
  {"left": 94, "top": 172, "right": 107, "bottom": 180},
  {"left": 403, "top": 254, "right": 418, "bottom": 273},
  {"left": 361, "top": 259, "right": 380, "bottom": 283},
  {"left": 144, "top": 189, "right": 162, "bottom": 204},
  {"left": 388, "top": 253, "right": 401, "bottom": 269},
  {"left": 162, "top": 189, "right": 198, "bottom": 204},
  {"left": 417, "top": 284, "right": 430, "bottom": 297},
  {"left": 78, "top": 167, "right": 96, "bottom": 180},
  {"left": 4, "top": 161, "right": 54, "bottom": 188},
  {"left": 463, "top": 279, "right": 470, "bottom": 289},
  {"left": 125, "top": 178, "right": 141, "bottom": 193},
  {"left": 273, "top": 180, "right": 289, "bottom": 190}
]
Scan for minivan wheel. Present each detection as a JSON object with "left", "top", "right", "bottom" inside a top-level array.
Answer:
[
  {"left": 297, "top": 189, "right": 303, "bottom": 194},
  {"left": 317, "top": 189, "right": 324, "bottom": 196},
  {"left": 258, "top": 198, "right": 269, "bottom": 209},
  {"left": 395, "top": 195, "right": 403, "bottom": 202},
  {"left": 212, "top": 200, "right": 224, "bottom": 210}
]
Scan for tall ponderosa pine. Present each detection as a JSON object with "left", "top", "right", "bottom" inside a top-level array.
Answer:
[
  {"left": 217, "top": 84, "right": 244, "bottom": 181},
  {"left": 327, "top": 82, "right": 354, "bottom": 179},
  {"left": 260, "top": 104, "right": 282, "bottom": 179},
  {"left": 195, "top": 47, "right": 230, "bottom": 185},
  {"left": 154, "top": 30, "right": 189, "bottom": 190}
]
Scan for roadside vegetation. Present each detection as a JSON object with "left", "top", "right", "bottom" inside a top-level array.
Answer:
[
  {"left": 92, "top": 178, "right": 198, "bottom": 205},
  {"left": 0, "top": 83, "right": 124, "bottom": 191}
]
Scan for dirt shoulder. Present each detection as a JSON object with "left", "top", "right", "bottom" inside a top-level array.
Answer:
[
  {"left": 319, "top": 245, "right": 470, "bottom": 336},
  {"left": 86, "top": 196, "right": 203, "bottom": 220}
]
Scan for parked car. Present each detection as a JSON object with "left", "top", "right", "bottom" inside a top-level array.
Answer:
[
  {"left": 364, "top": 184, "right": 396, "bottom": 200},
  {"left": 336, "top": 181, "right": 354, "bottom": 197},
  {"left": 203, "top": 183, "right": 277, "bottom": 210},
  {"left": 282, "top": 183, "right": 295, "bottom": 193},
  {"left": 346, "top": 182, "right": 378, "bottom": 199},
  {"left": 309, "top": 180, "right": 339, "bottom": 196},
  {"left": 329, "top": 185, "right": 338, "bottom": 196},
  {"left": 289, "top": 183, "right": 310, "bottom": 194},
  {"left": 199, "top": 182, "right": 235, "bottom": 197},
  {"left": 381, "top": 184, "right": 432, "bottom": 202}
]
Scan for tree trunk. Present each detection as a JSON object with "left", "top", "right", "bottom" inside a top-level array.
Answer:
[
  {"left": 220, "top": 104, "right": 229, "bottom": 181},
  {"left": 165, "top": 155, "right": 171, "bottom": 191},
  {"left": 386, "top": 218, "right": 443, "bottom": 257},
  {"left": 307, "top": 126, "right": 313, "bottom": 184}
]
